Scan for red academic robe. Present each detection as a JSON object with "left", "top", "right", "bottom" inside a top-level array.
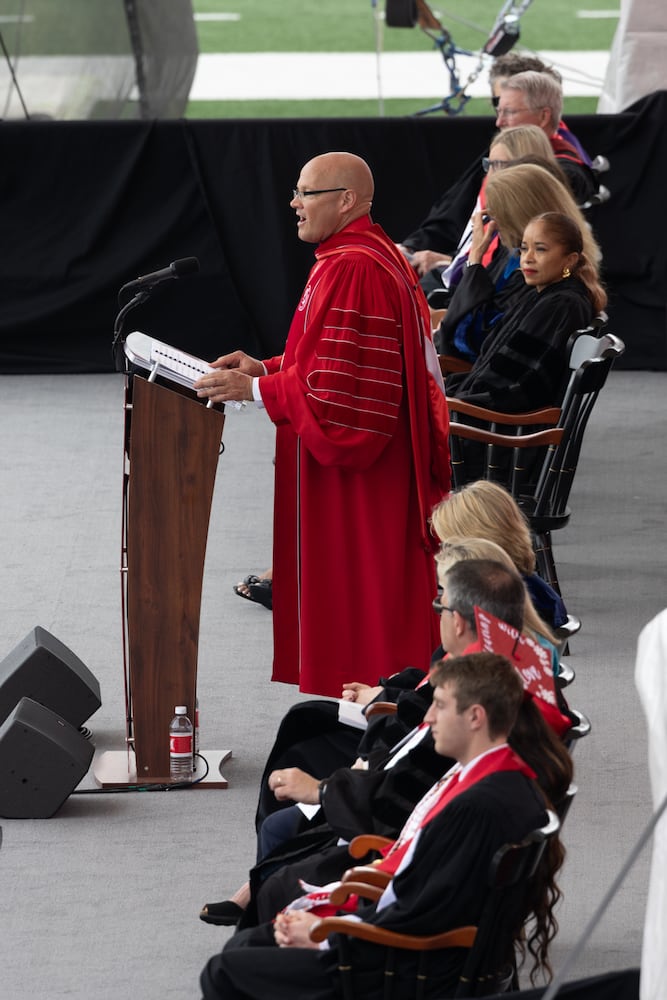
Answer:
[{"left": 259, "top": 216, "right": 451, "bottom": 697}]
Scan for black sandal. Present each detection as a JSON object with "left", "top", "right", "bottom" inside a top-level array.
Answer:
[
  {"left": 199, "top": 900, "right": 245, "bottom": 926},
  {"left": 233, "top": 575, "right": 272, "bottom": 610}
]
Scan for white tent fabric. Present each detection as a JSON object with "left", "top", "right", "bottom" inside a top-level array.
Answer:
[
  {"left": 0, "top": 0, "right": 197, "bottom": 120},
  {"left": 634, "top": 608, "right": 667, "bottom": 1000},
  {"left": 598, "top": 0, "right": 667, "bottom": 111}
]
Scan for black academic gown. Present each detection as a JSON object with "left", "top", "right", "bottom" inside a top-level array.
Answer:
[
  {"left": 200, "top": 770, "right": 548, "bottom": 1000},
  {"left": 254, "top": 668, "right": 431, "bottom": 833},
  {"left": 437, "top": 250, "right": 530, "bottom": 362},
  {"left": 445, "top": 278, "right": 594, "bottom": 483},
  {"left": 244, "top": 729, "right": 452, "bottom": 928},
  {"left": 446, "top": 278, "right": 593, "bottom": 413}
]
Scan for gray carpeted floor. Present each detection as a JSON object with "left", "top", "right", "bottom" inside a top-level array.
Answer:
[{"left": 0, "top": 369, "right": 665, "bottom": 999}]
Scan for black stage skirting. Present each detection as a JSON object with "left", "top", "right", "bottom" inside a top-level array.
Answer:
[{"left": 1, "top": 93, "right": 665, "bottom": 373}]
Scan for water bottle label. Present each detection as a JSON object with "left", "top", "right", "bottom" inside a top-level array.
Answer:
[{"left": 170, "top": 734, "right": 193, "bottom": 754}]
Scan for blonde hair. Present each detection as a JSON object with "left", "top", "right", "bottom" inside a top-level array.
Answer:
[
  {"left": 490, "top": 124, "right": 555, "bottom": 163},
  {"left": 485, "top": 162, "right": 601, "bottom": 266},
  {"left": 431, "top": 481, "right": 535, "bottom": 573},
  {"left": 436, "top": 535, "right": 556, "bottom": 646}
]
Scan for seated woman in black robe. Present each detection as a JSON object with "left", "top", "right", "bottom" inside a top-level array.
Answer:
[
  {"left": 434, "top": 126, "right": 575, "bottom": 362},
  {"left": 445, "top": 194, "right": 607, "bottom": 415}
]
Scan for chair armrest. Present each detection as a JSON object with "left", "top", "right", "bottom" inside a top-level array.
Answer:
[
  {"left": 329, "top": 881, "right": 385, "bottom": 905},
  {"left": 556, "top": 660, "right": 576, "bottom": 689},
  {"left": 365, "top": 701, "right": 397, "bottom": 718},
  {"left": 554, "top": 615, "right": 582, "bottom": 642},
  {"left": 309, "top": 916, "right": 477, "bottom": 951},
  {"left": 348, "top": 834, "right": 393, "bottom": 858},
  {"left": 449, "top": 421, "right": 564, "bottom": 449},
  {"left": 430, "top": 308, "right": 446, "bottom": 329},
  {"left": 342, "top": 865, "right": 393, "bottom": 889},
  {"left": 447, "top": 397, "right": 561, "bottom": 426},
  {"left": 439, "top": 355, "right": 473, "bottom": 375},
  {"left": 566, "top": 709, "right": 591, "bottom": 741}
]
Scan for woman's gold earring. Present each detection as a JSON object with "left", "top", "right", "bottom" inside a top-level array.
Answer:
[{"left": 562, "top": 266, "right": 571, "bottom": 279}]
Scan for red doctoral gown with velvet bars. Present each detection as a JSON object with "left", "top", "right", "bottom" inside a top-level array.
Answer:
[{"left": 259, "top": 216, "right": 451, "bottom": 697}]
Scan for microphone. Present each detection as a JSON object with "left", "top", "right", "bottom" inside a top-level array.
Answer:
[{"left": 118, "top": 257, "right": 200, "bottom": 304}]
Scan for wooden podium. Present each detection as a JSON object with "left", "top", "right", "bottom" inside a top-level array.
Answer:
[{"left": 95, "top": 365, "right": 231, "bottom": 788}]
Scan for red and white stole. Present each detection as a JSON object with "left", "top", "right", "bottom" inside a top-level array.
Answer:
[
  {"left": 284, "top": 745, "right": 535, "bottom": 920},
  {"left": 377, "top": 744, "right": 536, "bottom": 876}
]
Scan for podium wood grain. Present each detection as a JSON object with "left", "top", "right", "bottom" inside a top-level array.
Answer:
[{"left": 125, "top": 376, "right": 224, "bottom": 780}]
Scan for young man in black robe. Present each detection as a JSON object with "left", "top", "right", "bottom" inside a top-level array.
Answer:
[
  {"left": 200, "top": 651, "right": 551, "bottom": 1000},
  {"left": 200, "top": 559, "right": 527, "bottom": 928}
]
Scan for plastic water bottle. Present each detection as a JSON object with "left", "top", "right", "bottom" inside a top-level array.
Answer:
[
  {"left": 169, "top": 706, "right": 193, "bottom": 781},
  {"left": 194, "top": 697, "right": 200, "bottom": 758}
]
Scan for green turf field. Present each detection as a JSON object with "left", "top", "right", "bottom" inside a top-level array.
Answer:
[
  {"left": 192, "top": 0, "right": 618, "bottom": 54},
  {"left": 187, "top": 0, "right": 618, "bottom": 117},
  {"left": 2, "top": 0, "right": 617, "bottom": 119}
]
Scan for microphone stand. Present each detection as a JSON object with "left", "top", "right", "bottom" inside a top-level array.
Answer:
[{"left": 111, "top": 289, "right": 150, "bottom": 372}]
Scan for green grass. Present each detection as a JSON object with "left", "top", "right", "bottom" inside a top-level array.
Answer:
[
  {"left": 187, "top": 96, "right": 599, "bottom": 119},
  {"left": 193, "top": 0, "right": 618, "bottom": 53},
  {"left": 188, "top": 1, "right": 617, "bottom": 118},
  {"left": 2, "top": 0, "right": 132, "bottom": 55},
  {"left": 5, "top": 0, "right": 614, "bottom": 118}
]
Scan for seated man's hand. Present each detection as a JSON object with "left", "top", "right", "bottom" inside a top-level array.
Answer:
[
  {"left": 274, "top": 910, "right": 320, "bottom": 949},
  {"left": 268, "top": 767, "right": 321, "bottom": 804},
  {"left": 410, "top": 249, "right": 452, "bottom": 276},
  {"left": 341, "top": 682, "right": 383, "bottom": 705}
]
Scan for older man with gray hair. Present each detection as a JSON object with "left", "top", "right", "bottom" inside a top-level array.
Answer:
[{"left": 495, "top": 71, "right": 596, "bottom": 204}]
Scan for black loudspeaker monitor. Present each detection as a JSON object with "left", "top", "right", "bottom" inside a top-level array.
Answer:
[
  {"left": 0, "top": 626, "right": 101, "bottom": 729},
  {"left": 0, "top": 697, "right": 95, "bottom": 818}
]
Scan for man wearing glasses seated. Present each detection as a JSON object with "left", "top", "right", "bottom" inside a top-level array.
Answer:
[{"left": 399, "top": 55, "right": 596, "bottom": 285}]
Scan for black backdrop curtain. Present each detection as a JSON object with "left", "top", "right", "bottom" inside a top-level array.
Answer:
[{"left": 1, "top": 92, "right": 666, "bottom": 373}]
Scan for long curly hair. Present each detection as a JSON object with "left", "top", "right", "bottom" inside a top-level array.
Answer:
[{"left": 508, "top": 696, "right": 573, "bottom": 983}]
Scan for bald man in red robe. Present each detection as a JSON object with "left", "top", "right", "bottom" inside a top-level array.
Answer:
[{"left": 195, "top": 152, "right": 451, "bottom": 698}]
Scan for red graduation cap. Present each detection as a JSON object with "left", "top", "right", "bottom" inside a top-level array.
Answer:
[{"left": 473, "top": 605, "right": 559, "bottom": 710}]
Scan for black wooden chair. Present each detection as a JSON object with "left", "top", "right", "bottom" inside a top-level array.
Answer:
[
  {"left": 556, "top": 659, "right": 575, "bottom": 689},
  {"left": 309, "top": 812, "right": 560, "bottom": 999},
  {"left": 553, "top": 616, "right": 581, "bottom": 657},
  {"left": 447, "top": 332, "right": 625, "bottom": 595},
  {"left": 556, "top": 782, "right": 578, "bottom": 825},
  {"left": 563, "top": 708, "right": 591, "bottom": 753}
]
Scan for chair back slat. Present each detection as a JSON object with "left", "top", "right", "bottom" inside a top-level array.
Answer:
[{"left": 445, "top": 322, "right": 624, "bottom": 595}]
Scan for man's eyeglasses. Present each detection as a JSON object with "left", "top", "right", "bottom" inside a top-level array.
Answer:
[
  {"left": 432, "top": 598, "right": 455, "bottom": 616},
  {"left": 481, "top": 157, "right": 510, "bottom": 173},
  {"left": 292, "top": 187, "right": 346, "bottom": 200},
  {"left": 496, "top": 106, "right": 530, "bottom": 120}
]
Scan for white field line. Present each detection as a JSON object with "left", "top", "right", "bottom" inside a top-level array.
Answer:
[{"left": 189, "top": 50, "right": 610, "bottom": 101}]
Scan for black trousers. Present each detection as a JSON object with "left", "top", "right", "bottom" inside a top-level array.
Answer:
[{"left": 200, "top": 924, "right": 338, "bottom": 1000}]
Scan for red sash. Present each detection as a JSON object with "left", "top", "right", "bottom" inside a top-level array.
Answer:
[
  {"left": 378, "top": 744, "right": 535, "bottom": 875},
  {"left": 283, "top": 746, "right": 536, "bottom": 920}
]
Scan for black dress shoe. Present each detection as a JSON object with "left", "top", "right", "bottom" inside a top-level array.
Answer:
[{"left": 199, "top": 900, "right": 245, "bottom": 926}]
